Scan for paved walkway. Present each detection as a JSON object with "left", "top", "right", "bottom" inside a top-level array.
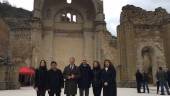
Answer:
[{"left": 0, "top": 87, "right": 168, "bottom": 96}]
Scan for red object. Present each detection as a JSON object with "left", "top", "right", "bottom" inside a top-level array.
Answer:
[{"left": 19, "top": 67, "right": 35, "bottom": 76}]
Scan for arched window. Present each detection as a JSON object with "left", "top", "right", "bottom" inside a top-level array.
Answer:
[
  {"left": 66, "top": 13, "right": 72, "bottom": 22},
  {"left": 72, "top": 15, "right": 77, "bottom": 22},
  {"left": 60, "top": 12, "right": 78, "bottom": 23}
]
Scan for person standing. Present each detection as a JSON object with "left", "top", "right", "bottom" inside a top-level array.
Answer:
[
  {"left": 92, "top": 61, "right": 102, "bottom": 96},
  {"left": 47, "top": 61, "right": 64, "bottom": 96},
  {"left": 166, "top": 68, "right": 170, "bottom": 88},
  {"left": 34, "top": 60, "right": 48, "bottom": 96},
  {"left": 78, "top": 60, "right": 92, "bottom": 96},
  {"left": 63, "top": 57, "right": 80, "bottom": 96},
  {"left": 142, "top": 71, "right": 149, "bottom": 93},
  {"left": 156, "top": 67, "right": 170, "bottom": 95},
  {"left": 135, "top": 70, "right": 143, "bottom": 93},
  {"left": 156, "top": 69, "right": 160, "bottom": 94},
  {"left": 101, "top": 60, "right": 117, "bottom": 96}
]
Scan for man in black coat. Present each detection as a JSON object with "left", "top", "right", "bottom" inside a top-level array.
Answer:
[
  {"left": 78, "top": 60, "right": 92, "bottom": 96},
  {"left": 142, "top": 71, "right": 149, "bottom": 93},
  {"left": 135, "top": 70, "right": 143, "bottom": 93},
  {"left": 166, "top": 68, "right": 170, "bottom": 88},
  {"left": 63, "top": 57, "right": 80, "bottom": 96},
  {"left": 47, "top": 61, "right": 64, "bottom": 96}
]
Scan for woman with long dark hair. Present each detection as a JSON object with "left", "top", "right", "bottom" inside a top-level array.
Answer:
[
  {"left": 34, "top": 60, "right": 48, "bottom": 96},
  {"left": 101, "top": 59, "right": 117, "bottom": 96},
  {"left": 92, "top": 61, "right": 102, "bottom": 96}
]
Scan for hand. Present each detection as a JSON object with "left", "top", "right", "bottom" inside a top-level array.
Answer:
[
  {"left": 71, "top": 74, "right": 75, "bottom": 78},
  {"left": 68, "top": 76, "right": 72, "bottom": 79},
  {"left": 34, "top": 87, "right": 38, "bottom": 91},
  {"left": 104, "top": 82, "right": 108, "bottom": 86}
]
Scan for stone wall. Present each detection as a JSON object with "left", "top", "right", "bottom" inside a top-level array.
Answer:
[{"left": 118, "top": 5, "right": 170, "bottom": 87}]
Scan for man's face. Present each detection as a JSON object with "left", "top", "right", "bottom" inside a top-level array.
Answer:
[
  {"left": 69, "top": 57, "right": 75, "bottom": 64},
  {"left": 82, "top": 60, "right": 87, "bottom": 64},
  {"left": 51, "top": 63, "right": 57, "bottom": 69},
  {"left": 105, "top": 61, "right": 110, "bottom": 67}
]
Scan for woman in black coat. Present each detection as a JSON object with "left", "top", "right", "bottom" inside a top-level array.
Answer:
[
  {"left": 92, "top": 61, "right": 102, "bottom": 96},
  {"left": 101, "top": 59, "right": 117, "bottom": 96},
  {"left": 34, "top": 60, "right": 48, "bottom": 96}
]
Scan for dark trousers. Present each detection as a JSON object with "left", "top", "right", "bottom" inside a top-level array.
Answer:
[
  {"left": 79, "top": 88, "right": 89, "bottom": 96},
  {"left": 66, "top": 95, "right": 75, "bottom": 96},
  {"left": 103, "top": 86, "right": 115, "bottom": 96},
  {"left": 142, "top": 81, "right": 149, "bottom": 93},
  {"left": 160, "top": 81, "right": 170, "bottom": 95},
  {"left": 37, "top": 89, "right": 46, "bottom": 96},
  {"left": 92, "top": 87, "right": 102, "bottom": 96},
  {"left": 168, "top": 80, "right": 170, "bottom": 88},
  {"left": 157, "top": 81, "right": 159, "bottom": 94},
  {"left": 48, "top": 90, "right": 60, "bottom": 96},
  {"left": 137, "top": 82, "right": 141, "bottom": 93}
]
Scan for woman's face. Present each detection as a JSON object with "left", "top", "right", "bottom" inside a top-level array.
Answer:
[
  {"left": 40, "top": 61, "right": 46, "bottom": 67},
  {"left": 93, "top": 62, "right": 98, "bottom": 68}
]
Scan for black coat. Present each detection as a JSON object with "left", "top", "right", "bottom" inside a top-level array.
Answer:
[
  {"left": 47, "top": 68, "right": 64, "bottom": 92},
  {"left": 34, "top": 68, "right": 48, "bottom": 89},
  {"left": 101, "top": 66, "right": 117, "bottom": 96},
  {"left": 135, "top": 71, "right": 143, "bottom": 83},
  {"left": 92, "top": 68, "right": 102, "bottom": 88},
  {"left": 167, "top": 71, "right": 170, "bottom": 82},
  {"left": 78, "top": 64, "right": 92, "bottom": 89},
  {"left": 63, "top": 64, "right": 80, "bottom": 95},
  {"left": 143, "top": 72, "right": 149, "bottom": 82}
]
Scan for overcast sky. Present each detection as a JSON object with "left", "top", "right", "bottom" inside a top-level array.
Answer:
[{"left": 1, "top": 0, "right": 170, "bottom": 36}]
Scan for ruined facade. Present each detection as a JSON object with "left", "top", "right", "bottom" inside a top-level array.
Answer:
[
  {"left": 0, "top": 17, "right": 19, "bottom": 90},
  {"left": 32, "top": 0, "right": 117, "bottom": 69},
  {"left": 1, "top": 1, "right": 170, "bottom": 89},
  {"left": 117, "top": 5, "right": 170, "bottom": 87}
]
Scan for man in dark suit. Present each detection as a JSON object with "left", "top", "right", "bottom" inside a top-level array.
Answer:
[{"left": 63, "top": 57, "right": 80, "bottom": 96}]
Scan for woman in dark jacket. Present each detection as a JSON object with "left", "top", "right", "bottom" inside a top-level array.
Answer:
[
  {"left": 78, "top": 60, "right": 92, "bottom": 96},
  {"left": 101, "top": 59, "right": 117, "bottom": 96},
  {"left": 92, "top": 61, "right": 102, "bottom": 96},
  {"left": 34, "top": 60, "right": 48, "bottom": 96}
]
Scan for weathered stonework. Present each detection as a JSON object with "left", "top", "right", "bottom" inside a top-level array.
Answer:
[
  {"left": 0, "top": 17, "right": 20, "bottom": 90},
  {"left": 31, "top": 0, "right": 117, "bottom": 69},
  {"left": 2, "top": 1, "right": 170, "bottom": 89},
  {"left": 117, "top": 5, "right": 170, "bottom": 87}
]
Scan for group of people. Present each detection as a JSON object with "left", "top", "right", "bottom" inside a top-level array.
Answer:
[
  {"left": 34, "top": 57, "right": 117, "bottom": 96},
  {"left": 136, "top": 67, "right": 170, "bottom": 95}
]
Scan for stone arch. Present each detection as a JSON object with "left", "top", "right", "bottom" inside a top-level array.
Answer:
[
  {"left": 141, "top": 46, "right": 155, "bottom": 83},
  {"left": 41, "top": 0, "right": 98, "bottom": 14}
]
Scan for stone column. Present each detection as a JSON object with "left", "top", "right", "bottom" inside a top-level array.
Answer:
[
  {"left": 117, "top": 21, "right": 136, "bottom": 87},
  {"left": 33, "top": 0, "right": 44, "bottom": 18},
  {"left": 162, "top": 18, "right": 170, "bottom": 69},
  {"left": 31, "top": 19, "right": 42, "bottom": 68},
  {"left": 83, "top": 29, "right": 94, "bottom": 64},
  {"left": 42, "top": 29, "right": 54, "bottom": 68},
  {"left": 94, "top": 12, "right": 106, "bottom": 62}
]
